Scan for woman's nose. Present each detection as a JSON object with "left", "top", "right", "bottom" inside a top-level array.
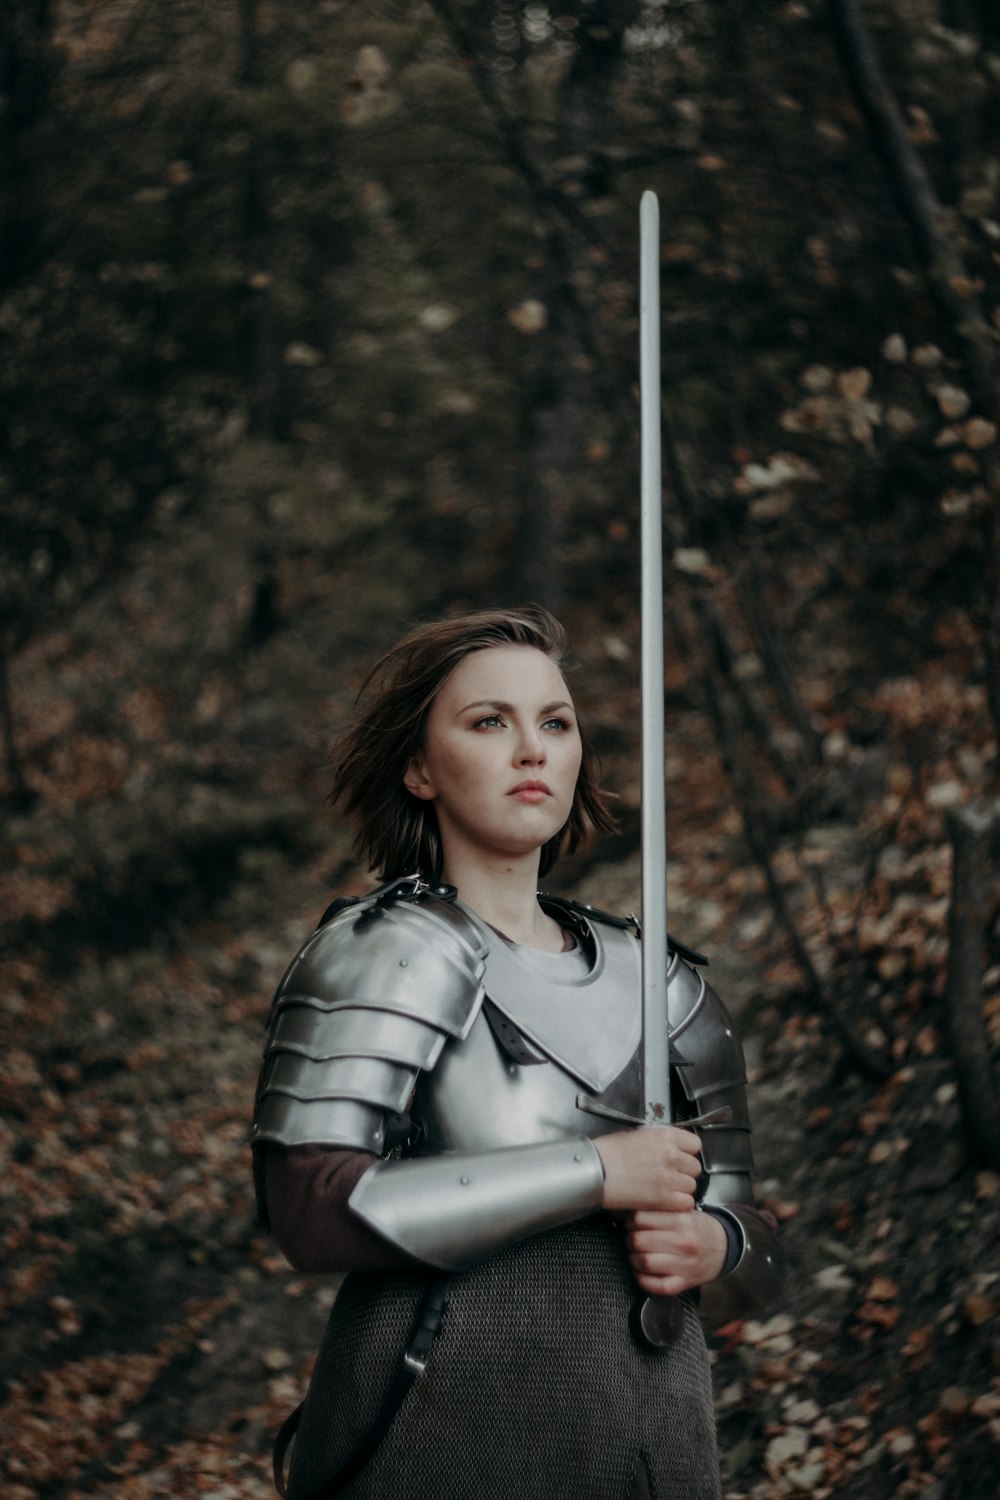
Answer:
[{"left": 516, "top": 730, "right": 546, "bottom": 765}]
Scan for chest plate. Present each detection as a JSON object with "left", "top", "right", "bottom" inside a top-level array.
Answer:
[
  {"left": 411, "top": 906, "right": 644, "bottom": 1154},
  {"left": 457, "top": 899, "right": 642, "bottom": 1094},
  {"left": 411, "top": 1004, "right": 641, "bottom": 1154}
]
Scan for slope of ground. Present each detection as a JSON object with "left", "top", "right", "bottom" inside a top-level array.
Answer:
[{"left": 1, "top": 501, "right": 997, "bottom": 1499}]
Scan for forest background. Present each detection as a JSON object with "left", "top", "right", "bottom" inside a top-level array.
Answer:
[{"left": 1, "top": 1, "right": 999, "bottom": 1497}]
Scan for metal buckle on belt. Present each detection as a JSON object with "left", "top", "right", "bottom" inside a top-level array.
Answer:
[{"left": 403, "top": 1347, "right": 429, "bottom": 1376}]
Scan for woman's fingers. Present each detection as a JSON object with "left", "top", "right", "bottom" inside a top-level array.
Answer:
[
  {"left": 624, "top": 1208, "right": 729, "bottom": 1294},
  {"left": 632, "top": 1270, "right": 690, "bottom": 1297},
  {"left": 670, "top": 1127, "right": 703, "bottom": 1155},
  {"left": 629, "top": 1208, "right": 695, "bottom": 1234},
  {"left": 596, "top": 1126, "right": 704, "bottom": 1212},
  {"left": 628, "top": 1218, "right": 702, "bottom": 1265}
]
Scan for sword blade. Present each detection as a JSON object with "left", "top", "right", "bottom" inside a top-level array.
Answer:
[
  {"left": 639, "top": 189, "right": 670, "bottom": 1127},
  {"left": 637, "top": 195, "right": 689, "bottom": 1347}
]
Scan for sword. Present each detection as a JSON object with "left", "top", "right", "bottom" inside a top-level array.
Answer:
[
  {"left": 633, "top": 189, "right": 686, "bottom": 1347},
  {"left": 578, "top": 194, "right": 712, "bottom": 1343},
  {"left": 638, "top": 188, "right": 669, "bottom": 1137}
]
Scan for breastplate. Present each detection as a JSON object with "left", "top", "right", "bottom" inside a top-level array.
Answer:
[{"left": 411, "top": 906, "right": 644, "bottom": 1154}]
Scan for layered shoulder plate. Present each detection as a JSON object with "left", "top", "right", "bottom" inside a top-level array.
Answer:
[
  {"left": 275, "top": 893, "right": 488, "bottom": 1038},
  {"left": 252, "top": 891, "right": 488, "bottom": 1152}
]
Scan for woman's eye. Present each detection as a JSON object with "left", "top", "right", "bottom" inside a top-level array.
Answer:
[
  {"left": 474, "top": 714, "right": 505, "bottom": 730},
  {"left": 543, "top": 717, "right": 572, "bottom": 732}
]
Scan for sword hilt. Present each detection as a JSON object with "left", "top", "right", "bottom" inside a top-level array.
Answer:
[
  {"left": 575, "top": 1090, "right": 735, "bottom": 1347},
  {"left": 576, "top": 1094, "right": 733, "bottom": 1131}
]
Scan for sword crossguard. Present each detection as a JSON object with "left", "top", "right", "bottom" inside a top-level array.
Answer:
[{"left": 575, "top": 1093, "right": 733, "bottom": 1130}]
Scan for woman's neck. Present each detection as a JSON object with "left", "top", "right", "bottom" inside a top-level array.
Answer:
[{"left": 440, "top": 852, "right": 564, "bottom": 952}]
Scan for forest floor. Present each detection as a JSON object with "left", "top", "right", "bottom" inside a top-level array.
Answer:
[{"left": 1, "top": 508, "right": 998, "bottom": 1500}]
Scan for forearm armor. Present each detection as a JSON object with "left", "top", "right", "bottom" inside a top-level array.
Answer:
[
  {"left": 348, "top": 1137, "right": 606, "bottom": 1270},
  {"left": 697, "top": 1203, "right": 786, "bottom": 1321}
]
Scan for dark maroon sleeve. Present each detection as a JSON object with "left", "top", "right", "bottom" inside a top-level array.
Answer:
[
  {"left": 263, "top": 1143, "right": 418, "bottom": 1273},
  {"left": 702, "top": 1202, "right": 779, "bottom": 1279}
]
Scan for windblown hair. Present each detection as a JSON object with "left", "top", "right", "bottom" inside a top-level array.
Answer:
[{"left": 330, "top": 605, "right": 617, "bottom": 882}]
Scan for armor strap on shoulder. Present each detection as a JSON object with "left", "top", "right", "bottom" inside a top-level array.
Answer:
[
  {"left": 545, "top": 895, "right": 708, "bottom": 967},
  {"left": 316, "top": 873, "right": 459, "bottom": 930}
]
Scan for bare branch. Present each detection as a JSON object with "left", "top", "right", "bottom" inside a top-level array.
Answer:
[{"left": 826, "top": 0, "right": 995, "bottom": 401}]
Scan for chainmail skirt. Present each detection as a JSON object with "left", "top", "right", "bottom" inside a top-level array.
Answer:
[{"left": 286, "top": 1216, "right": 721, "bottom": 1500}]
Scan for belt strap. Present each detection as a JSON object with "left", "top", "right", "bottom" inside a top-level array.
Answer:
[{"left": 273, "top": 1274, "right": 451, "bottom": 1500}]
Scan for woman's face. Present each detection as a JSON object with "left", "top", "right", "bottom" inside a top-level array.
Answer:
[{"left": 404, "top": 645, "right": 583, "bottom": 871}]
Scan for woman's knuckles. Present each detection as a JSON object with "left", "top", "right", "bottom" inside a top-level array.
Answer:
[{"left": 637, "top": 1276, "right": 685, "bottom": 1297}]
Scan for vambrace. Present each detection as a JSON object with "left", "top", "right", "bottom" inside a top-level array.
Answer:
[
  {"left": 348, "top": 1136, "right": 606, "bottom": 1271},
  {"left": 697, "top": 1204, "right": 786, "bottom": 1322}
]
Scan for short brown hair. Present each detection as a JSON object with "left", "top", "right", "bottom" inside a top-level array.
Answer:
[{"left": 330, "top": 605, "right": 617, "bottom": 881}]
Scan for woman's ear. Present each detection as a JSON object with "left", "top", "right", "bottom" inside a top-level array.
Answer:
[{"left": 403, "top": 755, "right": 436, "bottom": 801}]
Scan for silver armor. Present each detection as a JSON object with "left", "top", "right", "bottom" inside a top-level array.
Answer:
[
  {"left": 664, "top": 950, "right": 785, "bottom": 1318},
  {"left": 253, "top": 893, "right": 488, "bottom": 1155},
  {"left": 349, "top": 1137, "right": 606, "bottom": 1270},
  {"left": 468, "top": 904, "right": 642, "bottom": 1094},
  {"left": 252, "top": 886, "right": 785, "bottom": 1310},
  {"left": 412, "top": 899, "right": 644, "bottom": 1154}
]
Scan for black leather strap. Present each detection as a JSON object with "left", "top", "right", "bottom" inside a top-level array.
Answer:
[
  {"left": 273, "top": 1275, "right": 451, "bottom": 1500},
  {"left": 273, "top": 1403, "right": 304, "bottom": 1498},
  {"left": 549, "top": 896, "right": 709, "bottom": 967},
  {"left": 483, "top": 997, "right": 549, "bottom": 1065}
]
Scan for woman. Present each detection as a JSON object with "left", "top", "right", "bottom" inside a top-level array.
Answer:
[{"left": 253, "top": 606, "right": 785, "bottom": 1500}]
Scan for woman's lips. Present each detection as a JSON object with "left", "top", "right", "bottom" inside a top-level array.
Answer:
[{"left": 508, "top": 780, "right": 552, "bottom": 802}]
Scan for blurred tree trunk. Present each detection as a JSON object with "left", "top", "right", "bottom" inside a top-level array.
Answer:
[
  {"left": 946, "top": 802, "right": 1000, "bottom": 1169},
  {"left": 565, "top": 0, "right": 640, "bottom": 139},
  {"left": 237, "top": 0, "right": 283, "bottom": 645},
  {"left": 962, "top": 0, "right": 1000, "bottom": 47},
  {"left": 826, "top": 0, "right": 1000, "bottom": 764},
  {"left": 0, "top": 0, "right": 55, "bottom": 289},
  {"left": 826, "top": 0, "right": 995, "bottom": 398},
  {"left": 506, "top": 337, "right": 583, "bottom": 612},
  {"left": 238, "top": 0, "right": 284, "bottom": 442},
  {"left": 508, "top": 0, "right": 640, "bottom": 610},
  {"left": 433, "top": 1, "right": 640, "bottom": 613},
  {"left": 0, "top": 645, "right": 33, "bottom": 809},
  {"left": 0, "top": 1, "right": 56, "bottom": 801}
]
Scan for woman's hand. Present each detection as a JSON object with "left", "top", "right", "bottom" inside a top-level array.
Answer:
[
  {"left": 594, "top": 1125, "right": 702, "bottom": 1213},
  {"left": 625, "top": 1209, "right": 729, "bottom": 1296}
]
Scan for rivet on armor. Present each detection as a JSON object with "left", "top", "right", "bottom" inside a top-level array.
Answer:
[
  {"left": 399, "top": 959, "right": 408, "bottom": 967},
  {"left": 574, "top": 1153, "right": 582, "bottom": 1163},
  {"left": 460, "top": 1175, "right": 470, "bottom": 1185}
]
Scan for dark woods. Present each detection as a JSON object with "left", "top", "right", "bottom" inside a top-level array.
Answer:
[{"left": 0, "top": 4, "right": 998, "bottom": 1499}]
